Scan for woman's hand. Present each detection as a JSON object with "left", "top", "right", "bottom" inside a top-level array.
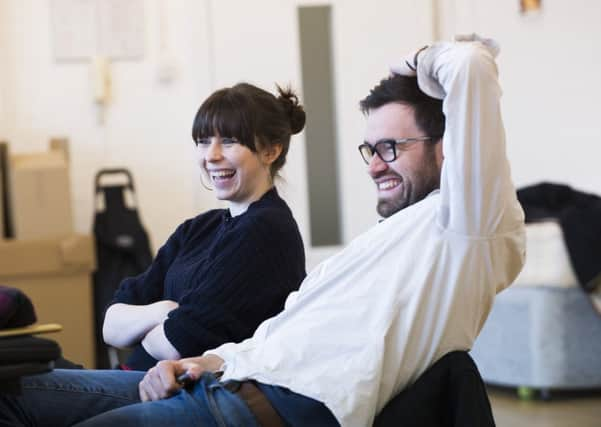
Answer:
[{"left": 138, "top": 355, "right": 225, "bottom": 402}]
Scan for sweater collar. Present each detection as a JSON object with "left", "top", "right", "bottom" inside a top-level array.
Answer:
[{"left": 222, "top": 187, "right": 279, "bottom": 221}]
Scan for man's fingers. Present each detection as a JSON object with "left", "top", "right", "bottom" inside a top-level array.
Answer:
[
  {"left": 177, "top": 356, "right": 216, "bottom": 382},
  {"left": 137, "top": 356, "right": 220, "bottom": 402},
  {"left": 139, "top": 366, "right": 171, "bottom": 402},
  {"left": 149, "top": 370, "right": 167, "bottom": 399},
  {"left": 138, "top": 381, "right": 149, "bottom": 402},
  {"left": 179, "top": 363, "right": 203, "bottom": 381},
  {"left": 156, "top": 361, "right": 180, "bottom": 395},
  {"left": 139, "top": 374, "right": 160, "bottom": 402},
  {"left": 391, "top": 35, "right": 499, "bottom": 77}
]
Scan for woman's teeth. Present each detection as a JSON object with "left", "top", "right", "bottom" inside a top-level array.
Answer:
[{"left": 211, "top": 170, "right": 236, "bottom": 181}]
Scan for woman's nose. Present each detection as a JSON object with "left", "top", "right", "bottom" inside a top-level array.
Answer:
[{"left": 205, "top": 140, "right": 222, "bottom": 162}]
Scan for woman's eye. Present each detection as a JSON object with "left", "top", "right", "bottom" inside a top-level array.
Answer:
[
  {"left": 195, "top": 138, "right": 210, "bottom": 146},
  {"left": 221, "top": 137, "right": 238, "bottom": 146}
]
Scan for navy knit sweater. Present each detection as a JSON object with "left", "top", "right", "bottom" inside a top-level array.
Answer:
[{"left": 110, "top": 188, "right": 306, "bottom": 370}]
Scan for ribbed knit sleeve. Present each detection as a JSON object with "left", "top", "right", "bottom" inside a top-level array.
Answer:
[
  {"left": 110, "top": 219, "right": 190, "bottom": 305},
  {"left": 163, "top": 200, "right": 306, "bottom": 358}
]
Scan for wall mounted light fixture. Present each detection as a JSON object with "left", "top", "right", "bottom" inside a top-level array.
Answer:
[{"left": 520, "top": 0, "right": 542, "bottom": 14}]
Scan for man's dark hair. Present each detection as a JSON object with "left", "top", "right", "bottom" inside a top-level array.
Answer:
[{"left": 359, "top": 75, "right": 445, "bottom": 138}]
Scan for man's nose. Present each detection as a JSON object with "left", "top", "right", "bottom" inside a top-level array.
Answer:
[{"left": 367, "top": 154, "right": 388, "bottom": 176}]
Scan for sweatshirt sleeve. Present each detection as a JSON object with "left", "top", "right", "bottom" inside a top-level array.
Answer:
[
  {"left": 110, "top": 220, "right": 188, "bottom": 305},
  {"left": 163, "top": 208, "right": 305, "bottom": 357},
  {"left": 416, "top": 40, "right": 524, "bottom": 237}
]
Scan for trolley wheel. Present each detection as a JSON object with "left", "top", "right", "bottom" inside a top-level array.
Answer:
[{"left": 517, "top": 386, "right": 535, "bottom": 400}]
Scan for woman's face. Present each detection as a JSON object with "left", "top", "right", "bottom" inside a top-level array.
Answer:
[{"left": 195, "top": 135, "right": 277, "bottom": 215}]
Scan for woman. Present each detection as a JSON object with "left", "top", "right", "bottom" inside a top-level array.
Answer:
[{"left": 102, "top": 83, "right": 307, "bottom": 371}]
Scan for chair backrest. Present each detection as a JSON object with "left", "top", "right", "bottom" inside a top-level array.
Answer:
[
  {"left": 373, "top": 351, "right": 495, "bottom": 427},
  {"left": 0, "top": 335, "right": 62, "bottom": 394}
]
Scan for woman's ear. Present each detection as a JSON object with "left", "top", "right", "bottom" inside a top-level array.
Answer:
[{"left": 261, "top": 143, "right": 283, "bottom": 166}]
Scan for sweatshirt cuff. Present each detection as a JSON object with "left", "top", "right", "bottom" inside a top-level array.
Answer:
[
  {"left": 416, "top": 42, "right": 452, "bottom": 100},
  {"left": 163, "top": 315, "right": 216, "bottom": 357},
  {"left": 204, "top": 338, "right": 256, "bottom": 379}
]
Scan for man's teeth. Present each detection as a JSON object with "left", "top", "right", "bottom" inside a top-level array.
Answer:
[{"left": 378, "top": 179, "right": 400, "bottom": 190}]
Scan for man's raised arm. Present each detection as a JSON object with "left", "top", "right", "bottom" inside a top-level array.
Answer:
[{"left": 397, "top": 36, "right": 523, "bottom": 237}]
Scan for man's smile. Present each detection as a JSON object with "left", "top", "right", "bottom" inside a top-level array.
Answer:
[{"left": 375, "top": 176, "right": 403, "bottom": 192}]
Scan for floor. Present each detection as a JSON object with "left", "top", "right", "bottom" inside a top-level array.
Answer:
[{"left": 489, "top": 387, "right": 601, "bottom": 427}]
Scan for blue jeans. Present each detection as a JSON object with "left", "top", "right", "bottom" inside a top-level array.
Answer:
[{"left": 0, "top": 369, "right": 339, "bottom": 426}]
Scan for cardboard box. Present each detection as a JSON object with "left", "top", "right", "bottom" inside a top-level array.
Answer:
[
  {"left": 0, "top": 234, "right": 96, "bottom": 368},
  {"left": 9, "top": 140, "right": 73, "bottom": 239},
  {"left": 0, "top": 144, "right": 4, "bottom": 240},
  {"left": 0, "top": 141, "right": 10, "bottom": 239}
]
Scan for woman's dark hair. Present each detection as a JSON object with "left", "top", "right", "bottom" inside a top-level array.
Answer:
[
  {"left": 359, "top": 75, "right": 445, "bottom": 138},
  {"left": 192, "top": 83, "right": 306, "bottom": 177}
]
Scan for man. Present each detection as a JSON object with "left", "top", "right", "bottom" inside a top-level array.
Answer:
[{"left": 0, "top": 35, "right": 525, "bottom": 427}]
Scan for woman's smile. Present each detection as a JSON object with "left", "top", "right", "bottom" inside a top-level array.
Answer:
[{"left": 209, "top": 168, "right": 237, "bottom": 185}]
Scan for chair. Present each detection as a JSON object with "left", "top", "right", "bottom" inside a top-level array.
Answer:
[
  {"left": 0, "top": 286, "right": 63, "bottom": 393},
  {"left": 374, "top": 351, "right": 495, "bottom": 427},
  {"left": 0, "top": 333, "right": 61, "bottom": 394}
]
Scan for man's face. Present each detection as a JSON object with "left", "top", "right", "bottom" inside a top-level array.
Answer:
[{"left": 364, "top": 103, "right": 441, "bottom": 217}]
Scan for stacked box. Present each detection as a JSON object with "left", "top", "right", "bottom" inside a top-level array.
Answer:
[
  {"left": 0, "top": 234, "right": 96, "bottom": 368},
  {"left": 0, "top": 142, "right": 9, "bottom": 239},
  {"left": 9, "top": 140, "right": 73, "bottom": 239},
  {"left": 0, "top": 139, "right": 97, "bottom": 368}
]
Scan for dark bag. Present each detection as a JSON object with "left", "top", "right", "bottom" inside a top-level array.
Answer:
[
  {"left": 92, "top": 169, "right": 153, "bottom": 368},
  {"left": 517, "top": 182, "right": 601, "bottom": 293}
]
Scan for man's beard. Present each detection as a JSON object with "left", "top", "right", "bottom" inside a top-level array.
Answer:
[
  {"left": 377, "top": 187, "right": 411, "bottom": 218},
  {"left": 377, "top": 149, "right": 440, "bottom": 218}
]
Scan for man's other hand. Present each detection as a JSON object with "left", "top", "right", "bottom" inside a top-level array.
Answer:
[
  {"left": 390, "top": 34, "right": 499, "bottom": 77},
  {"left": 138, "top": 355, "right": 225, "bottom": 402}
]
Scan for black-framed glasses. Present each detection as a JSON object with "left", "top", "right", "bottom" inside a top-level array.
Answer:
[{"left": 357, "top": 136, "right": 440, "bottom": 164}]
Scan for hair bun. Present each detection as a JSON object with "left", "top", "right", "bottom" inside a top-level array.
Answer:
[{"left": 276, "top": 85, "right": 306, "bottom": 135}]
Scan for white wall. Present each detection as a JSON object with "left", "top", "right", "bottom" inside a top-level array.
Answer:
[
  {"left": 331, "top": 0, "right": 433, "bottom": 241},
  {"left": 206, "top": 0, "right": 310, "bottom": 243},
  {"left": 206, "top": 0, "right": 434, "bottom": 242},
  {"left": 0, "top": 0, "right": 434, "bottom": 252},
  {"left": 1, "top": 0, "right": 600, "bottom": 256},
  {"left": 442, "top": 0, "right": 601, "bottom": 195},
  {"left": 0, "top": 0, "right": 215, "bottom": 250},
  {"left": 0, "top": 2, "right": 17, "bottom": 153}
]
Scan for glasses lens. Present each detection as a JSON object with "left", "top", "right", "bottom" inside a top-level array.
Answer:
[
  {"left": 375, "top": 140, "right": 396, "bottom": 162},
  {"left": 359, "top": 144, "right": 373, "bottom": 163}
]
